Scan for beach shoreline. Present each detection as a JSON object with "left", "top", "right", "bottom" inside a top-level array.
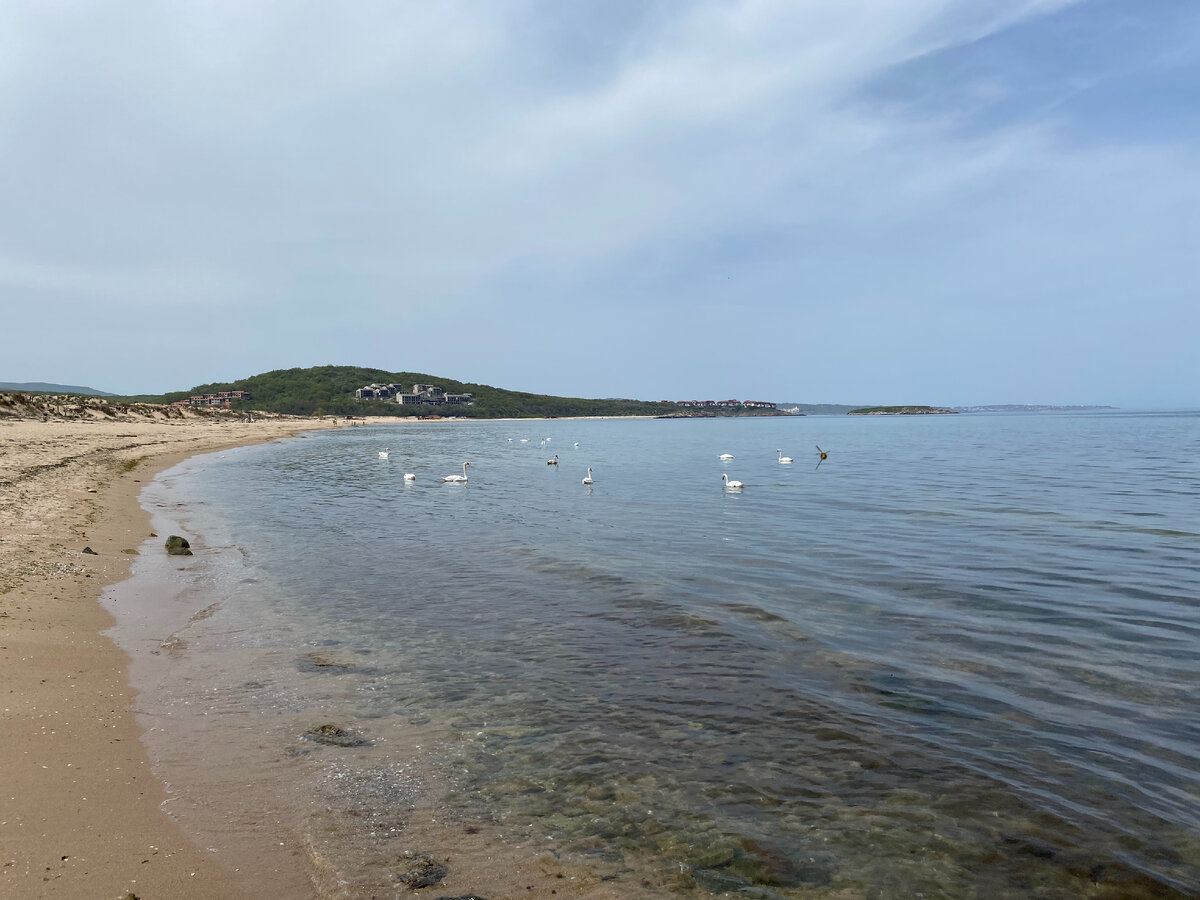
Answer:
[
  {"left": 1, "top": 408, "right": 652, "bottom": 899},
  {"left": 0, "top": 412, "right": 354, "bottom": 899}
]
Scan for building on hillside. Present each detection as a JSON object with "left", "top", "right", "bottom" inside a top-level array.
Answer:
[
  {"left": 743, "top": 400, "right": 777, "bottom": 409},
  {"left": 397, "top": 384, "right": 444, "bottom": 404},
  {"left": 356, "top": 383, "right": 403, "bottom": 400},
  {"left": 362, "top": 383, "right": 475, "bottom": 407}
]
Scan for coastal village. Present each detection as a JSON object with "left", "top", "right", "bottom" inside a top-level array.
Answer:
[
  {"left": 668, "top": 398, "right": 782, "bottom": 411},
  {"left": 353, "top": 382, "right": 798, "bottom": 413}
]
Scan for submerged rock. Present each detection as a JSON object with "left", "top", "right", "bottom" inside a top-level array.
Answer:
[
  {"left": 691, "top": 867, "right": 755, "bottom": 894},
  {"left": 692, "top": 867, "right": 789, "bottom": 898},
  {"left": 164, "top": 535, "right": 192, "bottom": 556},
  {"left": 302, "top": 723, "right": 372, "bottom": 748},
  {"left": 297, "top": 652, "right": 356, "bottom": 675}
]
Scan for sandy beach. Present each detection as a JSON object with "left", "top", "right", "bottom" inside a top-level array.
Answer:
[
  {"left": 0, "top": 402, "right": 352, "bottom": 899},
  {"left": 1, "top": 401, "right": 651, "bottom": 899}
]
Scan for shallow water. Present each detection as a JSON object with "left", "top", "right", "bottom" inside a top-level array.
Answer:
[{"left": 109, "top": 412, "right": 1200, "bottom": 897}]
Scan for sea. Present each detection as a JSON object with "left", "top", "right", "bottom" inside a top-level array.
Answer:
[{"left": 105, "top": 411, "right": 1200, "bottom": 899}]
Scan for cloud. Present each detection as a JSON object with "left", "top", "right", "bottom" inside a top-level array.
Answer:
[
  {"left": 0, "top": 254, "right": 253, "bottom": 307},
  {"left": 0, "top": 1, "right": 1085, "bottom": 290},
  {"left": 0, "top": 0, "right": 1194, "bottom": 404}
]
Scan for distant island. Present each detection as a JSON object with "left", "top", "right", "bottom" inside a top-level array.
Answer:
[{"left": 848, "top": 406, "right": 957, "bottom": 416}]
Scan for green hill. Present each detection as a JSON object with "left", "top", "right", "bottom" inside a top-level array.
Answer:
[{"left": 114, "top": 365, "right": 691, "bottom": 418}]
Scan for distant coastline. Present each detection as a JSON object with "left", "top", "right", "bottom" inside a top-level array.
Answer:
[
  {"left": 3, "top": 369, "right": 1120, "bottom": 422},
  {"left": 0, "top": 380, "right": 114, "bottom": 396},
  {"left": 953, "top": 404, "right": 1118, "bottom": 413}
]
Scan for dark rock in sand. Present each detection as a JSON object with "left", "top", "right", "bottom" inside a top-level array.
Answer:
[
  {"left": 395, "top": 854, "right": 448, "bottom": 888},
  {"left": 81, "top": 546, "right": 97, "bottom": 555},
  {"left": 164, "top": 535, "right": 192, "bottom": 556}
]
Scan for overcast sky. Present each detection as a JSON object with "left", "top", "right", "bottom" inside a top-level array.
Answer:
[{"left": 2, "top": 1, "right": 1196, "bottom": 406}]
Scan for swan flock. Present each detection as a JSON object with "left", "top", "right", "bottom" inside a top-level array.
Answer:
[{"left": 378, "top": 442, "right": 821, "bottom": 492}]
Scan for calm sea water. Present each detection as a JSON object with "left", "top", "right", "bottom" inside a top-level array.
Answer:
[{"left": 113, "top": 412, "right": 1200, "bottom": 898}]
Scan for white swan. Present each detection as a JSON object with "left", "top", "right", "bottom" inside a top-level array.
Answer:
[
  {"left": 582, "top": 467, "right": 593, "bottom": 485},
  {"left": 404, "top": 473, "right": 416, "bottom": 481},
  {"left": 379, "top": 448, "right": 390, "bottom": 459},
  {"left": 719, "top": 453, "right": 734, "bottom": 460},
  {"left": 547, "top": 454, "right": 559, "bottom": 465},
  {"left": 722, "top": 474, "right": 744, "bottom": 489},
  {"left": 442, "top": 462, "right": 470, "bottom": 483},
  {"left": 777, "top": 449, "right": 793, "bottom": 464}
]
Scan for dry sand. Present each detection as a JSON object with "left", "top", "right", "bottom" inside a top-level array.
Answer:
[{"left": 0, "top": 404, "right": 352, "bottom": 899}]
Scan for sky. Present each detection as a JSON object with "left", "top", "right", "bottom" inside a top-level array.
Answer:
[{"left": 2, "top": 1, "right": 1197, "bottom": 407}]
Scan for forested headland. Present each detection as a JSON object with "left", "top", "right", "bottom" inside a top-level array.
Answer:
[{"left": 112, "top": 365, "right": 751, "bottom": 419}]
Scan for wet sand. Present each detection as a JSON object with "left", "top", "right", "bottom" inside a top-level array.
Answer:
[{"left": 0, "top": 408, "right": 355, "bottom": 899}]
